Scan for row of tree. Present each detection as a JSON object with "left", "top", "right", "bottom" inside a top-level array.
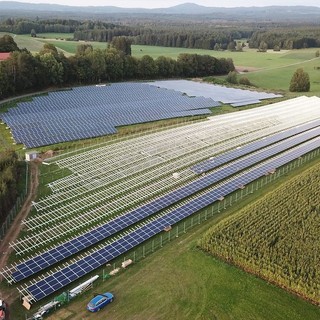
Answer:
[
  {"left": 0, "top": 17, "right": 252, "bottom": 50},
  {"left": 0, "top": 35, "right": 235, "bottom": 99},
  {"left": 249, "top": 27, "right": 320, "bottom": 50},
  {"left": 0, "top": 150, "right": 19, "bottom": 225}
]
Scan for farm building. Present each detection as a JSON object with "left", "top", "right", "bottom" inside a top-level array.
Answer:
[{"left": 0, "top": 52, "right": 11, "bottom": 61}]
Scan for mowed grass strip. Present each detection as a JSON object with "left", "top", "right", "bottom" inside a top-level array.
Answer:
[{"left": 199, "top": 161, "right": 320, "bottom": 305}]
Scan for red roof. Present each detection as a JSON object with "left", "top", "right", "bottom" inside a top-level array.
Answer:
[{"left": 0, "top": 52, "right": 11, "bottom": 61}]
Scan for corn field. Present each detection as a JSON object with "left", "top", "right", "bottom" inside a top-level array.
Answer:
[{"left": 199, "top": 162, "right": 320, "bottom": 305}]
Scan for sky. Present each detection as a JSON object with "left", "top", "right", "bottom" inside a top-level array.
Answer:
[{"left": 1, "top": 0, "right": 320, "bottom": 8}]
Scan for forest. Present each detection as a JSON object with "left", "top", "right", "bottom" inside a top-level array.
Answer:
[
  {"left": 199, "top": 162, "right": 320, "bottom": 305},
  {"left": 3, "top": 17, "right": 320, "bottom": 51}
]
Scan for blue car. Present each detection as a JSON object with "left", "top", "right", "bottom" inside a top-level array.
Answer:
[{"left": 87, "top": 292, "right": 114, "bottom": 312}]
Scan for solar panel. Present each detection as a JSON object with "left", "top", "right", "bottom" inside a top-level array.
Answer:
[
  {"left": 20, "top": 137, "right": 320, "bottom": 302},
  {"left": 10, "top": 125, "right": 320, "bottom": 283},
  {"left": 148, "top": 80, "right": 282, "bottom": 106},
  {"left": 0, "top": 83, "right": 220, "bottom": 148},
  {"left": 191, "top": 119, "right": 320, "bottom": 173}
]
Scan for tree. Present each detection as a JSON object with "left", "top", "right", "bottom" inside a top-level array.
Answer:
[
  {"left": 138, "top": 55, "right": 158, "bottom": 79},
  {"left": 0, "top": 34, "right": 19, "bottom": 52},
  {"left": 289, "top": 68, "right": 310, "bottom": 92},
  {"left": 76, "top": 44, "right": 93, "bottom": 56},
  {"left": 110, "top": 36, "right": 132, "bottom": 56},
  {"left": 239, "top": 76, "right": 252, "bottom": 86},
  {"left": 156, "top": 56, "right": 176, "bottom": 78},
  {"left": 273, "top": 45, "right": 281, "bottom": 52},
  {"left": 39, "top": 43, "right": 59, "bottom": 57},
  {"left": 39, "top": 53, "right": 64, "bottom": 85},
  {"left": 258, "top": 41, "right": 268, "bottom": 52},
  {"left": 227, "top": 41, "right": 236, "bottom": 51},
  {"left": 30, "top": 29, "right": 37, "bottom": 37},
  {"left": 226, "top": 71, "right": 238, "bottom": 84},
  {"left": 87, "top": 48, "right": 106, "bottom": 82},
  {"left": 105, "top": 47, "right": 124, "bottom": 81}
]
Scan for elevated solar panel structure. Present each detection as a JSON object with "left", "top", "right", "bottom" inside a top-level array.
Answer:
[
  {"left": 18, "top": 137, "right": 320, "bottom": 302},
  {"left": 8, "top": 125, "right": 320, "bottom": 283},
  {"left": 148, "top": 80, "right": 282, "bottom": 106},
  {"left": 0, "top": 83, "right": 220, "bottom": 148},
  {"left": 191, "top": 118, "right": 320, "bottom": 174}
]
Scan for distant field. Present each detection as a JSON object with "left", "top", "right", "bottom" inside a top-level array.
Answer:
[{"left": 35, "top": 32, "right": 74, "bottom": 39}]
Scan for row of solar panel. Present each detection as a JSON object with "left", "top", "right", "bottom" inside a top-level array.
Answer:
[
  {"left": 1, "top": 83, "right": 220, "bottom": 147},
  {"left": 191, "top": 118, "right": 320, "bottom": 173},
  {"left": 7, "top": 84, "right": 190, "bottom": 115},
  {"left": 23, "top": 137, "right": 320, "bottom": 301},
  {"left": 5, "top": 108, "right": 213, "bottom": 148},
  {"left": 4, "top": 96, "right": 217, "bottom": 123},
  {"left": 148, "top": 80, "right": 282, "bottom": 106},
  {"left": 10, "top": 124, "right": 320, "bottom": 282}
]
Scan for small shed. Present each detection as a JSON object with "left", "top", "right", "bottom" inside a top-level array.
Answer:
[{"left": 25, "top": 151, "right": 39, "bottom": 161}]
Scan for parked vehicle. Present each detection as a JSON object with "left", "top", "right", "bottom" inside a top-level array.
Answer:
[
  {"left": 87, "top": 292, "right": 114, "bottom": 312},
  {"left": 0, "top": 300, "right": 6, "bottom": 320}
]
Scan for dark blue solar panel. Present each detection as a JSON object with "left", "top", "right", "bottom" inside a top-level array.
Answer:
[
  {"left": 25, "top": 137, "right": 320, "bottom": 302},
  {"left": 191, "top": 119, "right": 320, "bottom": 174},
  {"left": 0, "top": 83, "right": 219, "bottom": 148},
  {"left": 12, "top": 125, "right": 320, "bottom": 283}
]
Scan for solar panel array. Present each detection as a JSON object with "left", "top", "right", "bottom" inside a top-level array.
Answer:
[
  {"left": 1, "top": 96, "right": 320, "bottom": 303},
  {"left": 148, "top": 80, "right": 282, "bottom": 106},
  {"left": 8, "top": 124, "right": 320, "bottom": 283},
  {"left": 0, "top": 83, "right": 220, "bottom": 148},
  {"left": 191, "top": 118, "right": 320, "bottom": 174},
  {"left": 20, "top": 136, "right": 320, "bottom": 301}
]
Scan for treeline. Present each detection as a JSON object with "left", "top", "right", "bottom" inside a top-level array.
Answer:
[
  {"left": 0, "top": 18, "right": 82, "bottom": 34},
  {"left": 75, "top": 27, "right": 250, "bottom": 50},
  {"left": 0, "top": 17, "right": 251, "bottom": 50},
  {"left": 0, "top": 35, "right": 235, "bottom": 99},
  {"left": 249, "top": 27, "right": 320, "bottom": 49},
  {"left": 0, "top": 150, "right": 19, "bottom": 225},
  {"left": 2, "top": 17, "right": 320, "bottom": 50}
]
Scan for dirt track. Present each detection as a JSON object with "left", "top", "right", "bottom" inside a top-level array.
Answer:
[{"left": 0, "top": 162, "right": 39, "bottom": 305}]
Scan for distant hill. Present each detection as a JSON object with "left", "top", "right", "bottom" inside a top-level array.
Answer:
[{"left": 1, "top": 1, "right": 320, "bottom": 21}]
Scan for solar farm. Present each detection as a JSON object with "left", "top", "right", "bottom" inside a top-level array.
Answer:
[
  {"left": 0, "top": 81, "right": 282, "bottom": 149},
  {"left": 1, "top": 93, "right": 320, "bottom": 305}
]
